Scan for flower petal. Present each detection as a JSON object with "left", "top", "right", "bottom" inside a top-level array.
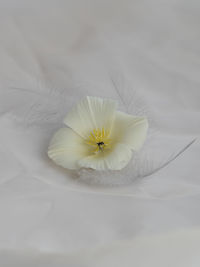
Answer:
[
  {"left": 78, "top": 143, "right": 132, "bottom": 170},
  {"left": 111, "top": 111, "right": 148, "bottom": 151},
  {"left": 63, "top": 96, "right": 117, "bottom": 138},
  {"left": 48, "top": 128, "right": 90, "bottom": 169}
]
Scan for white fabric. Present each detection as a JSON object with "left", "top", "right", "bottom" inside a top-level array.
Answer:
[{"left": 0, "top": 0, "right": 200, "bottom": 266}]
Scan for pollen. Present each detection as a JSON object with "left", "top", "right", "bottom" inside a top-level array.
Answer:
[{"left": 85, "top": 128, "right": 111, "bottom": 153}]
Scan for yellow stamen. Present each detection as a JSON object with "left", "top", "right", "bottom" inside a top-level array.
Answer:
[{"left": 85, "top": 127, "right": 111, "bottom": 153}]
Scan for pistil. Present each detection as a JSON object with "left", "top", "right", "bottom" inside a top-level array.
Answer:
[{"left": 85, "top": 128, "right": 111, "bottom": 153}]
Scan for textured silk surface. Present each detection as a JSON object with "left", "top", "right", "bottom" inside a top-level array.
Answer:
[{"left": 0, "top": 0, "right": 200, "bottom": 266}]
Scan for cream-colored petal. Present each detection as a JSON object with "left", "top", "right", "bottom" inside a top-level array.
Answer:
[
  {"left": 63, "top": 96, "right": 117, "bottom": 138},
  {"left": 48, "top": 128, "right": 90, "bottom": 170},
  {"left": 78, "top": 143, "right": 132, "bottom": 170},
  {"left": 111, "top": 111, "right": 148, "bottom": 151}
]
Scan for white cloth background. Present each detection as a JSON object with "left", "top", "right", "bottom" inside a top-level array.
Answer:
[{"left": 0, "top": 0, "right": 200, "bottom": 266}]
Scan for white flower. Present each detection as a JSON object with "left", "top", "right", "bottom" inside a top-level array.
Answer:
[{"left": 48, "top": 96, "right": 148, "bottom": 171}]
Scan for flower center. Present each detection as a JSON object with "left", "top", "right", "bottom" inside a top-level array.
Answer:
[{"left": 85, "top": 128, "right": 111, "bottom": 153}]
